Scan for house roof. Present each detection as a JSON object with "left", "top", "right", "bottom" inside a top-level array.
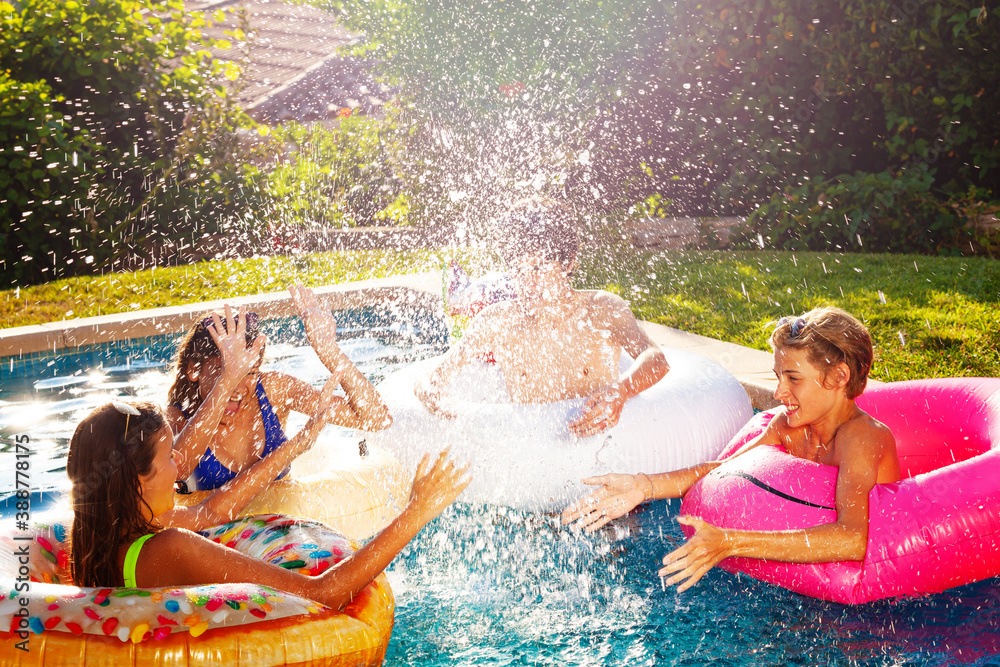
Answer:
[{"left": 183, "top": 0, "right": 392, "bottom": 123}]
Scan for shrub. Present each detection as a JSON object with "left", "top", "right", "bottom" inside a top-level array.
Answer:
[
  {"left": 266, "top": 111, "right": 405, "bottom": 228},
  {"left": 0, "top": 0, "right": 273, "bottom": 286},
  {"left": 741, "top": 166, "right": 964, "bottom": 253},
  {"left": 0, "top": 73, "right": 95, "bottom": 276},
  {"left": 307, "top": 0, "right": 1000, "bottom": 254}
]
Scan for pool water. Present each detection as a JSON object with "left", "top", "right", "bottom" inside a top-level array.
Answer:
[
  {"left": 2, "top": 311, "right": 999, "bottom": 666},
  {"left": 387, "top": 501, "right": 1000, "bottom": 666}
]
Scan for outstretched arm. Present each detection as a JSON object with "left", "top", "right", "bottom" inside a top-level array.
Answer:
[
  {"left": 569, "top": 293, "right": 669, "bottom": 437},
  {"left": 172, "top": 306, "right": 266, "bottom": 479},
  {"left": 563, "top": 417, "right": 784, "bottom": 531},
  {"left": 162, "top": 373, "right": 345, "bottom": 532},
  {"left": 290, "top": 284, "right": 391, "bottom": 430},
  {"left": 561, "top": 462, "right": 723, "bottom": 532},
  {"left": 659, "top": 420, "right": 894, "bottom": 592},
  {"left": 136, "top": 450, "right": 471, "bottom": 610}
]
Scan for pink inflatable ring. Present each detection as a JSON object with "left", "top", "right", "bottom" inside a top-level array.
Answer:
[{"left": 680, "top": 377, "right": 1000, "bottom": 603}]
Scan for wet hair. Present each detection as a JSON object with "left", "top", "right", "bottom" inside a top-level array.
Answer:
[
  {"left": 493, "top": 196, "right": 578, "bottom": 269},
  {"left": 67, "top": 401, "right": 166, "bottom": 587},
  {"left": 770, "top": 306, "right": 873, "bottom": 399},
  {"left": 166, "top": 313, "right": 263, "bottom": 418}
]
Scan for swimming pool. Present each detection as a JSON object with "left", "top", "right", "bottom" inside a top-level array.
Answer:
[
  {"left": 0, "top": 307, "right": 447, "bottom": 509},
  {"left": 1, "top": 309, "right": 998, "bottom": 666},
  {"left": 388, "top": 500, "right": 1000, "bottom": 666}
]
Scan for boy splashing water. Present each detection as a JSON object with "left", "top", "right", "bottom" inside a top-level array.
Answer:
[
  {"left": 562, "top": 307, "right": 900, "bottom": 592},
  {"left": 416, "top": 196, "right": 670, "bottom": 436}
]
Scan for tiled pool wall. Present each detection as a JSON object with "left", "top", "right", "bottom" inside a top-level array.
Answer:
[{"left": 0, "top": 306, "right": 449, "bottom": 390}]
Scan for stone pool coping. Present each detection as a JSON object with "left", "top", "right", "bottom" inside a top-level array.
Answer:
[{"left": 0, "top": 271, "right": 782, "bottom": 409}]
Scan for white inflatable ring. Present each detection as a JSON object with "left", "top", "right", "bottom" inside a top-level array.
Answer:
[{"left": 365, "top": 347, "right": 753, "bottom": 510}]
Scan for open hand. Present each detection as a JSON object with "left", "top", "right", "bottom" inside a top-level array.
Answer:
[
  {"left": 658, "top": 516, "right": 731, "bottom": 593},
  {"left": 569, "top": 385, "right": 626, "bottom": 437},
  {"left": 561, "top": 473, "right": 648, "bottom": 532},
  {"left": 205, "top": 305, "right": 265, "bottom": 384},
  {"left": 290, "top": 284, "right": 342, "bottom": 366},
  {"left": 407, "top": 449, "right": 472, "bottom": 525}
]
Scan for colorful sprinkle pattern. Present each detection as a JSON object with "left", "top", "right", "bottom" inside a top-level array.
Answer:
[{"left": 0, "top": 514, "right": 356, "bottom": 643}]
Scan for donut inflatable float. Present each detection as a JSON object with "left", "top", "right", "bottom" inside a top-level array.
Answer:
[
  {"left": 0, "top": 514, "right": 394, "bottom": 665},
  {"left": 680, "top": 377, "right": 1000, "bottom": 603},
  {"left": 366, "top": 348, "right": 754, "bottom": 510},
  {"left": 175, "top": 439, "right": 410, "bottom": 542}
]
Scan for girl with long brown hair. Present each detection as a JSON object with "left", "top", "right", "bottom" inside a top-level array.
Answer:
[
  {"left": 67, "top": 398, "right": 469, "bottom": 608},
  {"left": 167, "top": 286, "right": 390, "bottom": 490}
]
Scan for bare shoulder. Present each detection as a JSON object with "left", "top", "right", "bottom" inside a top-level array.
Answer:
[
  {"left": 838, "top": 412, "right": 896, "bottom": 453},
  {"left": 585, "top": 289, "right": 630, "bottom": 312},
  {"left": 759, "top": 409, "right": 792, "bottom": 447},
  {"left": 258, "top": 371, "right": 313, "bottom": 415},
  {"left": 260, "top": 370, "right": 308, "bottom": 398},
  {"left": 147, "top": 526, "right": 247, "bottom": 563},
  {"left": 146, "top": 527, "right": 206, "bottom": 555},
  {"left": 259, "top": 370, "right": 294, "bottom": 390},
  {"left": 137, "top": 527, "right": 244, "bottom": 587},
  {"left": 835, "top": 411, "right": 899, "bottom": 481},
  {"left": 476, "top": 299, "right": 519, "bottom": 323}
]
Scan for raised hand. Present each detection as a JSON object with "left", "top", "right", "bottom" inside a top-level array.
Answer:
[
  {"left": 569, "top": 384, "right": 626, "bottom": 437},
  {"left": 658, "top": 516, "right": 731, "bottom": 592},
  {"left": 289, "top": 284, "right": 342, "bottom": 366},
  {"left": 561, "top": 473, "right": 649, "bottom": 532},
  {"left": 205, "top": 305, "right": 265, "bottom": 384},
  {"left": 407, "top": 449, "right": 472, "bottom": 525}
]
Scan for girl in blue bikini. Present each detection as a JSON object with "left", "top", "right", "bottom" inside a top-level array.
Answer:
[{"left": 167, "top": 286, "right": 391, "bottom": 490}]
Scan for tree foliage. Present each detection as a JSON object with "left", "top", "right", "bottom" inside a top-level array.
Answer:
[
  {"left": 309, "top": 0, "right": 1000, "bottom": 253},
  {"left": 0, "top": 0, "right": 272, "bottom": 286}
]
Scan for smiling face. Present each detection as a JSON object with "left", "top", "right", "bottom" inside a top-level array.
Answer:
[
  {"left": 773, "top": 346, "right": 849, "bottom": 428},
  {"left": 188, "top": 356, "right": 259, "bottom": 423},
  {"left": 138, "top": 425, "right": 179, "bottom": 519}
]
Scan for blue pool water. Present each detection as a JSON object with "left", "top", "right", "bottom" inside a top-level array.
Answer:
[
  {"left": 388, "top": 501, "right": 1000, "bottom": 666},
  {"left": 1, "top": 309, "right": 999, "bottom": 666}
]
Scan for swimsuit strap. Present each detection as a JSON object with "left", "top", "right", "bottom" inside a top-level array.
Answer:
[
  {"left": 172, "top": 403, "right": 195, "bottom": 420},
  {"left": 189, "top": 379, "right": 289, "bottom": 490},
  {"left": 122, "top": 533, "right": 155, "bottom": 588},
  {"left": 255, "top": 378, "right": 288, "bottom": 454}
]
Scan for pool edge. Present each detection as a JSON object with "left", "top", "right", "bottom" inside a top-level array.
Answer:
[{"left": 0, "top": 272, "right": 444, "bottom": 358}]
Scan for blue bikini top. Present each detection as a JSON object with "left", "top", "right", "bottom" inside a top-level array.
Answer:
[{"left": 181, "top": 379, "right": 289, "bottom": 491}]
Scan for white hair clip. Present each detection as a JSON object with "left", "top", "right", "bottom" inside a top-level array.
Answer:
[{"left": 111, "top": 401, "right": 141, "bottom": 416}]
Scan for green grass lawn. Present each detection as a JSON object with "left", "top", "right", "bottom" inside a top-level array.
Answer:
[
  {"left": 577, "top": 249, "right": 1000, "bottom": 382},
  {"left": 0, "top": 250, "right": 440, "bottom": 329},
  {"left": 2, "top": 248, "right": 997, "bottom": 382}
]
